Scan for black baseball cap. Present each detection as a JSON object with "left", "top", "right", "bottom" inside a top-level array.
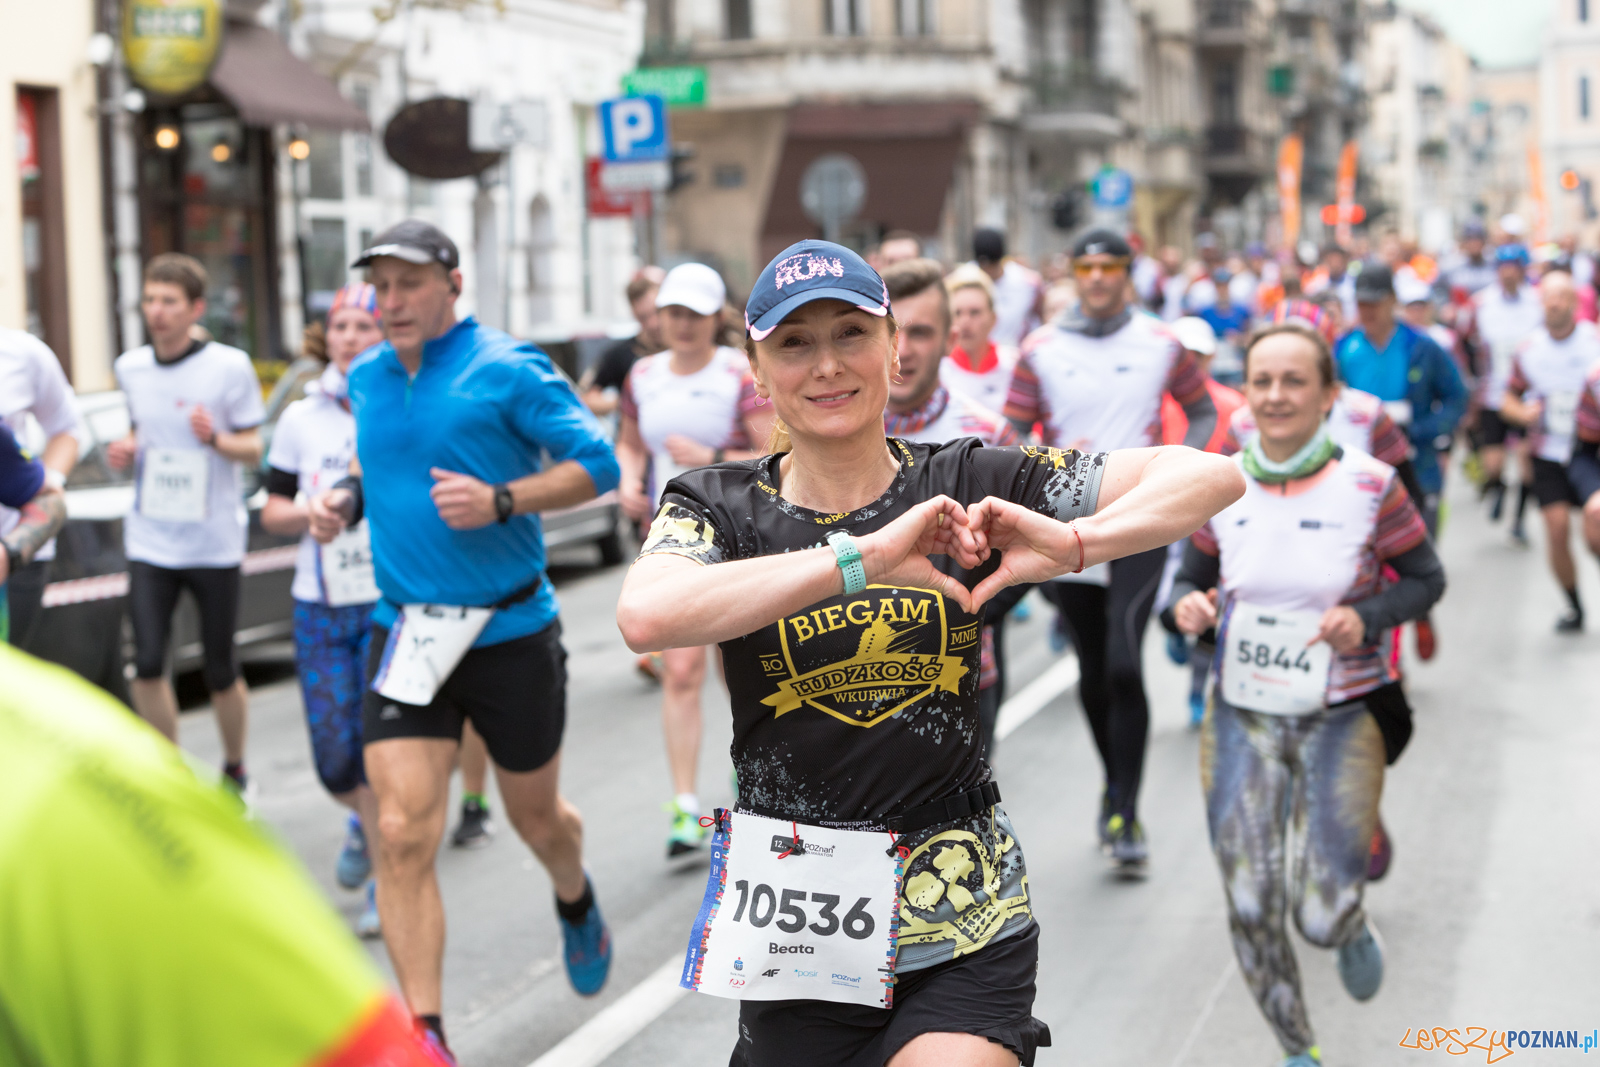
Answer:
[
  {"left": 973, "top": 227, "right": 1006, "bottom": 263},
  {"left": 1353, "top": 262, "right": 1395, "bottom": 301},
  {"left": 1071, "top": 228, "right": 1132, "bottom": 259},
  {"left": 352, "top": 219, "right": 460, "bottom": 271}
]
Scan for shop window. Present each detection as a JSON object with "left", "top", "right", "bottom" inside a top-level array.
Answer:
[
  {"left": 16, "top": 87, "right": 71, "bottom": 372},
  {"left": 305, "top": 218, "right": 348, "bottom": 316},
  {"left": 307, "top": 128, "right": 344, "bottom": 200},
  {"left": 825, "top": 0, "right": 863, "bottom": 36}
]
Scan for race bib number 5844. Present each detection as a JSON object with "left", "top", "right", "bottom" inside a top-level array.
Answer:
[{"left": 681, "top": 811, "right": 903, "bottom": 1009}]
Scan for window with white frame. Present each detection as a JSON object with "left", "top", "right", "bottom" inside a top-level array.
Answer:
[{"left": 898, "top": 0, "right": 934, "bottom": 35}]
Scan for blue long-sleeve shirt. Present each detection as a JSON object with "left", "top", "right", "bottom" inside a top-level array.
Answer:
[
  {"left": 348, "top": 317, "right": 620, "bottom": 647},
  {"left": 1336, "top": 322, "right": 1468, "bottom": 494}
]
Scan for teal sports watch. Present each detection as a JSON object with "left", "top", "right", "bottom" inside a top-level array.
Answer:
[{"left": 826, "top": 530, "right": 866, "bottom": 594}]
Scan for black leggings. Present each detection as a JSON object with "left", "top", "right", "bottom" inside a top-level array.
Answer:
[
  {"left": 1042, "top": 546, "right": 1166, "bottom": 818},
  {"left": 128, "top": 561, "right": 241, "bottom": 692}
]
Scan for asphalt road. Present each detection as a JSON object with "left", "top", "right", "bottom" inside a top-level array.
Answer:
[{"left": 178, "top": 473, "right": 1600, "bottom": 1067}]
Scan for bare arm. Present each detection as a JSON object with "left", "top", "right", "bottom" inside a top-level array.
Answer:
[
  {"left": 1500, "top": 387, "right": 1541, "bottom": 427},
  {"left": 616, "top": 415, "right": 651, "bottom": 522},
  {"left": 617, "top": 496, "right": 983, "bottom": 651},
  {"left": 42, "top": 432, "right": 78, "bottom": 480},
  {"left": 965, "top": 446, "right": 1245, "bottom": 607},
  {"left": 1, "top": 489, "right": 66, "bottom": 583},
  {"left": 260, "top": 494, "right": 310, "bottom": 537},
  {"left": 210, "top": 426, "right": 264, "bottom": 466}
]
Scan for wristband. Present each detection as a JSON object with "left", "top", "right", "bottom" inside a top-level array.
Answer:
[
  {"left": 1068, "top": 520, "right": 1085, "bottom": 574},
  {"left": 44, "top": 468, "right": 67, "bottom": 491},
  {"left": 826, "top": 530, "right": 866, "bottom": 595},
  {"left": 494, "top": 484, "right": 515, "bottom": 524},
  {"left": 713, "top": 448, "right": 726, "bottom": 464},
  {"left": 331, "top": 474, "right": 364, "bottom": 525}
]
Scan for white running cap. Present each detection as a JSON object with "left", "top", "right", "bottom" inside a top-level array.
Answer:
[
  {"left": 656, "top": 262, "right": 727, "bottom": 316},
  {"left": 1171, "top": 316, "right": 1217, "bottom": 357}
]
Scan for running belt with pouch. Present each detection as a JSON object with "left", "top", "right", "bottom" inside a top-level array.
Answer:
[{"left": 371, "top": 574, "right": 544, "bottom": 706}]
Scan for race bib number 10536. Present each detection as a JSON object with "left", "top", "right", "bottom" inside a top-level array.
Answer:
[{"left": 681, "top": 810, "right": 903, "bottom": 1009}]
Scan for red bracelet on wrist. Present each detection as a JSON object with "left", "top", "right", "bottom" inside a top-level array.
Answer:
[{"left": 1068, "top": 520, "right": 1085, "bottom": 574}]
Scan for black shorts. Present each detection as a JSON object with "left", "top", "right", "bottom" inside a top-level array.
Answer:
[
  {"left": 1478, "top": 408, "right": 1519, "bottom": 447},
  {"left": 127, "top": 561, "right": 241, "bottom": 692},
  {"left": 1531, "top": 456, "right": 1582, "bottom": 508},
  {"left": 362, "top": 620, "right": 567, "bottom": 773},
  {"left": 730, "top": 924, "right": 1050, "bottom": 1067}
]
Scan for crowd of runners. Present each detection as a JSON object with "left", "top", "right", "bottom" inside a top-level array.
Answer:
[{"left": 3, "top": 209, "right": 1599, "bottom": 1067}]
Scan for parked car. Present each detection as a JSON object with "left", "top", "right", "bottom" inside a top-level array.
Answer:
[{"left": 29, "top": 358, "right": 624, "bottom": 697}]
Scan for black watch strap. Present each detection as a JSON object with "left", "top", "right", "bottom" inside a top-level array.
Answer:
[{"left": 494, "top": 484, "right": 515, "bottom": 524}]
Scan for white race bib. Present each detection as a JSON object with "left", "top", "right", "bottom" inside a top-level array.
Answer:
[
  {"left": 681, "top": 810, "right": 903, "bottom": 1010},
  {"left": 371, "top": 603, "right": 492, "bottom": 706},
  {"left": 319, "top": 523, "right": 380, "bottom": 607},
  {"left": 1381, "top": 399, "right": 1413, "bottom": 427},
  {"left": 139, "top": 448, "right": 210, "bottom": 523},
  {"left": 1220, "top": 600, "right": 1332, "bottom": 715},
  {"left": 1546, "top": 390, "right": 1580, "bottom": 439}
]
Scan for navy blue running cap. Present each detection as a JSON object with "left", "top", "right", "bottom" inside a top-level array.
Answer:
[
  {"left": 1072, "top": 229, "right": 1131, "bottom": 260},
  {"left": 1353, "top": 262, "right": 1394, "bottom": 300},
  {"left": 353, "top": 219, "right": 460, "bottom": 271},
  {"left": 745, "top": 240, "right": 889, "bottom": 341}
]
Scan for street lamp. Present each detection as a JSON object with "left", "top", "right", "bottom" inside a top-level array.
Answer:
[
  {"left": 153, "top": 124, "right": 181, "bottom": 150},
  {"left": 287, "top": 136, "right": 311, "bottom": 160}
]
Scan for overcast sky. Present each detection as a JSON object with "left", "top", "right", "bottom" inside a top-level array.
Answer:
[{"left": 1398, "top": 0, "right": 1553, "bottom": 68}]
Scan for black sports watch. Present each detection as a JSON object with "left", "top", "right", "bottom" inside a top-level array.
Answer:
[{"left": 493, "top": 484, "right": 515, "bottom": 524}]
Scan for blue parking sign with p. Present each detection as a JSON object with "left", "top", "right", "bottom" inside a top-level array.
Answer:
[{"left": 600, "top": 95, "right": 668, "bottom": 162}]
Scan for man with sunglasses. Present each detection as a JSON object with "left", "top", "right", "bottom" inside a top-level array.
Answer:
[{"left": 1005, "top": 228, "right": 1217, "bottom": 871}]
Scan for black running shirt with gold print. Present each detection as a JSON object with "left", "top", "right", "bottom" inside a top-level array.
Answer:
[{"left": 640, "top": 437, "right": 1105, "bottom": 972}]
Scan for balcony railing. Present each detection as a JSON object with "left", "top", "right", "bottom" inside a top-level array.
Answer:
[{"left": 1026, "top": 64, "right": 1120, "bottom": 115}]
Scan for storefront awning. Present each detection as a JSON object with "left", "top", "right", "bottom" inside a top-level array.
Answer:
[{"left": 210, "top": 22, "right": 369, "bottom": 131}]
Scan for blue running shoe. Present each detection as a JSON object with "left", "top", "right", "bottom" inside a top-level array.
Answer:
[
  {"left": 1280, "top": 1050, "right": 1322, "bottom": 1067},
  {"left": 336, "top": 813, "right": 370, "bottom": 890},
  {"left": 1337, "top": 920, "right": 1385, "bottom": 1001},
  {"left": 1165, "top": 632, "right": 1189, "bottom": 666},
  {"left": 1010, "top": 598, "right": 1032, "bottom": 623},
  {"left": 356, "top": 880, "right": 382, "bottom": 939},
  {"left": 559, "top": 880, "right": 612, "bottom": 997},
  {"left": 1188, "top": 692, "right": 1206, "bottom": 728}
]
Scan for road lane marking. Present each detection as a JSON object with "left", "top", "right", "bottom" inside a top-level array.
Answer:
[
  {"left": 526, "top": 957, "right": 686, "bottom": 1067},
  {"left": 1166, "top": 959, "right": 1235, "bottom": 1067},
  {"left": 526, "top": 653, "right": 1079, "bottom": 1067},
  {"left": 995, "top": 652, "right": 1079, "bottom": 741}
]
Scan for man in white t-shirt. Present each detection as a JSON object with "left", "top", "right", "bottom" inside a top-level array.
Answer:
[
  {"left": 0, "top": 328, "right": 83, "bottom": 647},
  {"left": 106, "top": 254, "right": 265, "bottom": 790},
  {"left": 972, "top": 227, "right": 1044, "bottom": 347}
]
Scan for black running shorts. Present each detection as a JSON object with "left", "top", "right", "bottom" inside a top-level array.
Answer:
[
  {"left": 1531, "top": 456, "right": 1582, "bottom": 508},
  {"left": 729, "top": 924, "right": 1050, "bottom": 1067},
  {"left": 127, "top": 561, "right": 241, "bottom": 692},
  {"left": 1478, "top": 408, "right": 1518, "bottom": 447},
  {"left": 362, "top": 620, "right": 567, "bottom": 773}
]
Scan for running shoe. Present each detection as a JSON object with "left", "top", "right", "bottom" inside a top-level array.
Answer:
[
  {"left": 413, "top": 1019, "right": 457, "bottom": 1066},
  {"left": 1165, "top": 632, "right": 1189, "bottom": 666},
  {"left": 1414, "top": 619, "right": 1436, "bottom": 661},
  {"left": 356, "top": 880, "right": 381, "bottom": 939},
  {"left": 1557, "top": 610, "right": 1585, "bottom": 634},
  {"left": 1096, "top": 791, "right": 1114, "bottom": 848},
  {"left": 221, "top": 763, "right": 248, "bottom": 794},
  {"left": 1487, "top": 483, "right": 1506, "bottom": 521},
  {"left": 450, "top": 797, "right": 494, "bottom": 849},
  {"left": 1510, "top": 524, "right": 1529, "bottom": 547},
  {"left": 1337, "top": 919, "right": 1385, "bottom": 1001},
  {"left": 336, "top": 812, "right": 371, "bottom": 890},
  {"left": 1280, "top": 1049, "right": 1322, "bottom": 1067},
  {"left": 667, "top": 799, "right": 707, "bottom": 858},
  {"left": 1367, "top": 819, "right": 1393, "bottom": 882},
  {"left": 559, "top": 884, "right": 612, "bottom": 997},
  {"left": 636, "top": 652, "right": 662, "bottom": 683},
  {"left": 1010, "top": 598, "right": 1032, "bottom": 623},
  {"left": 1188, "top": 691, "right": 1206, "bottom": 729},
  {"left": 1106, "top": 814, "right": 1148, "bottom": 870}
]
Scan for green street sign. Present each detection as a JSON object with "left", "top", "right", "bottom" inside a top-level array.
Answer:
[{"left": 622, "top": 66, "right": 707, "bottom": 108}]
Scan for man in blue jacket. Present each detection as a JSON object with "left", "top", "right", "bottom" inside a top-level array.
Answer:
[
  {"left": 1337, "top": 262, "right": 1470, "bottom": 535},
  {"left": 309, "top": 221, "right": 620, "bottom": 1060}
]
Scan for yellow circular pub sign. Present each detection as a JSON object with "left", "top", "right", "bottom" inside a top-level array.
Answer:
[{"left": 122, "top": 0, "right": 223, "bottom": 96}]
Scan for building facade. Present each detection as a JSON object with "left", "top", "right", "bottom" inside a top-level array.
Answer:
[
  {"left": 1, "top": 0, "right": 113, "bottom": 389},
  {"left": 1540, "top": 0, "right": 1600, "bottom": 243}
]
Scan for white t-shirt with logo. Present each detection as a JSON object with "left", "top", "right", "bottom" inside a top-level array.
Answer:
[
  {"left": 1508, "top": 322, "right": 1600, "bottom": 463},
  {"left": 115, "top": 341, "right": 265, "bottom": 569},
  {"left": 621, "top": 346, "right": 752, "bottom": 505},
  {"left": 265, "top": 367, "right": 362, "bottom": 602},
  {"left": 940, "top": 345, "right": 1018, "bottom": 416},
  {"left": 0, "top": 328, "right": 84, "bottom": 561},
  {"left": 1473, "top": 284, "right": 1543, "bottom": 411}
]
